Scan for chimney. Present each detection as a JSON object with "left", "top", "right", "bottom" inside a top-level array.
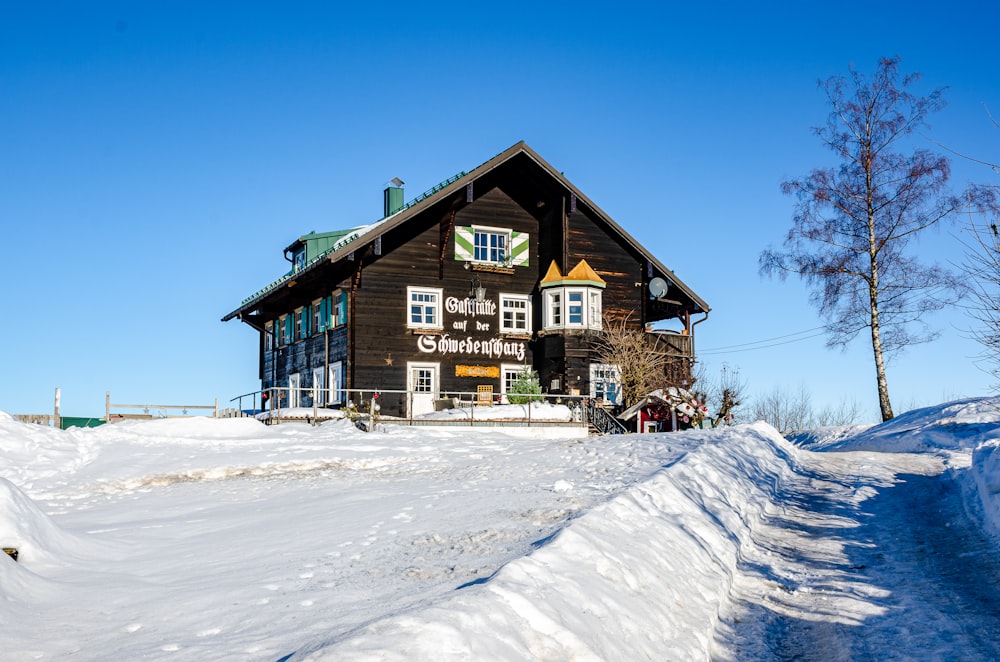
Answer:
[{"left": 384, "top": 177, "right": 404, "bottom": 217}]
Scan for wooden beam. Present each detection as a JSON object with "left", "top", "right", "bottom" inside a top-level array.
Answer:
[{"left": 439, "top": 209, "right": 455, "bottom": 279}]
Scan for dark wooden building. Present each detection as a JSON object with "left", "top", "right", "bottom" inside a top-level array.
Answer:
[{"left": 222, "top": 142, "right": 710, "bottom": 417}]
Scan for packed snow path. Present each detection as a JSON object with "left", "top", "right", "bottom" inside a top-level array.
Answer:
[{"left": 723, "top": 449, "right": 1000, "bottom": 659}]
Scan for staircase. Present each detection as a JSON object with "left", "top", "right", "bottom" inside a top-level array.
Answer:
[{"left": 587, "top": 401, "right": 628, "bottom": 435}]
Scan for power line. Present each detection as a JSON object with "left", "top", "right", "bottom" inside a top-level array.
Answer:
[{"left": 698, "top": 327, "right": 828, "bottom": 355}]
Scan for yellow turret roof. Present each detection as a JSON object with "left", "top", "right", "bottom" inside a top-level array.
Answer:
[{"left": 539, "top": 259, "right": 606, "bottom": 288}]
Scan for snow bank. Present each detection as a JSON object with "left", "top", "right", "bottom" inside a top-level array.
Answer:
[
  {"left": 301, "top": 423, "right": 860, "bottom": 660},
  {"left": 0, "top": 477, "right": 105, "bottom": 567},
  {"left": 417, "top": 402, "right": 575, "bottom": 422},
  {"left": 828, "top": 397, "right": 1000, "bottom": 455},
  {"left": 787, "top": 424, "right": 874, "bottom": 450},
  {"left": 971, "top": 440, "right": 1000, "bottom": 540}
]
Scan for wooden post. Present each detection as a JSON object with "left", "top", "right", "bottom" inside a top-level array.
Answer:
[
  {"left": 105, "top": 391, "right": 110, "bottom": 422},
  {"left": 54, "top": 387, "right": 61, "bottom": 429}
]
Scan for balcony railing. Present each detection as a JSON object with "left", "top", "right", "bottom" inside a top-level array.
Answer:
[{"left": 651, "top": 330, "right": 693, "bottom": 358}]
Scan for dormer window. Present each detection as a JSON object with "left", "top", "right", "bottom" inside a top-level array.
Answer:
[
  {"left": 292, "top": 249, "right": 306, "bottom": 272},
  {"left": 539, "top": 260, "right": 605, "bottom": 332}
]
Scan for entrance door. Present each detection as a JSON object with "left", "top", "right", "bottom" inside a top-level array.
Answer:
[
  {"left": 407, "top": 362, "right": 439, "bottom": 417},
  {"left": 288, "top": 373, "right": 301, "bottom": 409}
]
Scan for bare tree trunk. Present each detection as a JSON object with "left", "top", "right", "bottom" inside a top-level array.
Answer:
[
  {"left": 867, "top": 155, "right": 894, "bottom": 422},
  {"left": 870, "top": 245, "right": 894, "bottom": 421}
]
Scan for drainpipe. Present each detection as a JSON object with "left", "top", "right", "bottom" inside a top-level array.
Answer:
[{"left": 690, "top": 310, "right": 709, "bottom": 359}]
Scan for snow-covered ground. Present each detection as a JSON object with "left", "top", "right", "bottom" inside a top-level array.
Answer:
[{"left": 2, "top": 398, "right": 1000, "bottom": 660}]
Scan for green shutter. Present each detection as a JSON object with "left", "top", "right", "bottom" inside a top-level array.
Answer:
[
  {"left": 338, "top": 292, "right": 348, "bottom": 326},
  {"left": 454, "top": 226, "right": 474, "bottom": 261},
  {"left": 510, "top": 231, "right": 529, "bottom": 266}
]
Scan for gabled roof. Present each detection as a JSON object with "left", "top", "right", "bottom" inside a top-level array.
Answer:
[{"left": 223, "top": 142, "right": 709, "bottom": 322}]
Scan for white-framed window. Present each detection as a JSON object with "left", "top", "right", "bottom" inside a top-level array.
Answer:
[
  {"left": 292, "top": 248, "right": 306, "bottom": 272},
  {"left": 455, "top": 226, "right": 529, "bottom": 267},
  {"left": 329, "top": 361, "right": 344, "bottom": 405},
  {"left": 501, "top": 364, "right": 526, "bottom": 396},
  {"left": 567, "top": 290, "right": 584, "bottom": 326},
  {"left": 312, "top": 367, "right": 326, "bottom": 406},
  {"left": 500, "top": 293, "right": 531, "bottom": 334},
  {"left": 474, "top": 226, "right": 510, "bottom": 264},
  {"left": 546, "top": 290, "right": 562, "bottom": 327},
  {"left": 296, "top": 306, "right": 310, "bottom": 340},
  {"left": 590, "top": 363, "right": 621, "bottom": 405},
  {"left": 331, "top": 289, "right": 347, "bottom": 328},
  {"left": 407, "top": 286, "right": 443, "bottom": 329},
  {"left": 543, "top": 287, "right": 602, "bottom": 331},
  {"left": 264, "top": 321, "right": 274, "bottom": 351},
  {"left": 288, "top": 373, "right": 301, "bottom": 408},
  {"left": 589, "top": 291, "right": 602, "bottom": 328},
  {"left": 312, "top": 298, "right": 325, "bottom": 334},
  {"left": 279, "top": 314, "right": 291, "bottom": 346}
]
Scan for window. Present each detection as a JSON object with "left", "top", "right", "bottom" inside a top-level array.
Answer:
[
  {"left": 288, "top": 373, "right": 301, "bottom": 408},
  {"left": 313, "top": 298, "right": 325, "bottom": 334},
  {"left": 474, "top": 227, "right": 509, "bottom": 264},
  {"left": 567, "top": 291, "right": 584, "bottom": 325},
  {"left": 542, "top": 287, "right": 602, "bottom": 331},
  {"left": 329, "top": 361, "right": 344, "bottom": 405},
  {"left": 589, "top": 291, "right": 602, "bottom": 328},
  {"left": 312, "top": 367, "right": 326, "bottom": 406},
  {"left": 547, "top": 291, "right": 562, "bottom": 327},
  {"left": 279, "top": 315, "right": 291, "bottom": 346},
  {"left": 502, "top": 364, "right": 526, "bottom": 396},
  {"left": 292, "top": 248, "right": 306, "bottom": 272},
  {"left": 455, "top": 226, "right": 529, "bottom": 266},
  {"left": 332, "top": 290, "right": 348, "bottom": 328},
  {"left": 264, "top": 321, "right": 274, "bottom": 351},
  {"left": 590, "top": 363, "right": 621, "bottom": 405},
  {"left": 407, "top": 287, "right": 443, "bottom": 329},
  {"left": 500, "top": 294, "right": 531, "bottom": 334},
  {"left": 295, "top": 306, "right": 309, "bottom": 340}
]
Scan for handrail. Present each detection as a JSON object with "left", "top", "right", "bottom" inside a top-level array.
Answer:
[
  {"left": 105, "top": 391, "right": 219, "bottom": 421},
  {"left": 587, "top": 400, "right": 628, "bottom": 435},
  {"left": 231, "top": 386, "right": 589, "bottom": 430}
]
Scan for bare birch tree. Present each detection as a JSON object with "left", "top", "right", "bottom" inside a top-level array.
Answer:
[{"left": 761, "top": 57, "right": 986, "bottom": 421}]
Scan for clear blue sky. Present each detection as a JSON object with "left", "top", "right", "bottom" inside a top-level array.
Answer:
[{"left": 2, "top": 2, "right": 998, "bottom": 421}]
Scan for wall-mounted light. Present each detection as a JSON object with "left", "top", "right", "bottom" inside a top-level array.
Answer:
[{"left": 470, "top": 275, "right": 486, "bottom": 303}]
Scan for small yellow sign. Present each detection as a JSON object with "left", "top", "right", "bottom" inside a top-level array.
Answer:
[{"left": 456, "top": 365, "right": 500, "bottom": 378}]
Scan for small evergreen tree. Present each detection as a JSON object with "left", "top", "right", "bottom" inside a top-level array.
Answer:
[{"left": 508, "top": 368, "right": 543, "bottom": 404}]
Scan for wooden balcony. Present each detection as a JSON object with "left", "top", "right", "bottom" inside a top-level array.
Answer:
[{"left": 650, "top": 330, "right": 693, "bottom": 358}]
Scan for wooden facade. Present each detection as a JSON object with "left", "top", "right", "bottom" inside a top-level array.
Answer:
[{"left": 223, "top": 143, "right": 710, "bottom": 417}]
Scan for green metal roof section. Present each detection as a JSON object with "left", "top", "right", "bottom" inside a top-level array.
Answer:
[
  {"left": 297, "top": 228, "right": 366, "bottom": 262},
  {"left": 235, "top": 227, "right": 369, "bottom": 309},
  {"left": 225, "top": 170, "right": 472, "bottom": 317}
]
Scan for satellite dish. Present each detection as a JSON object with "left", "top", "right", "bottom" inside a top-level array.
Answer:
[{"left": 649, "top": 277, "right": 668, "bottom": 299}]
